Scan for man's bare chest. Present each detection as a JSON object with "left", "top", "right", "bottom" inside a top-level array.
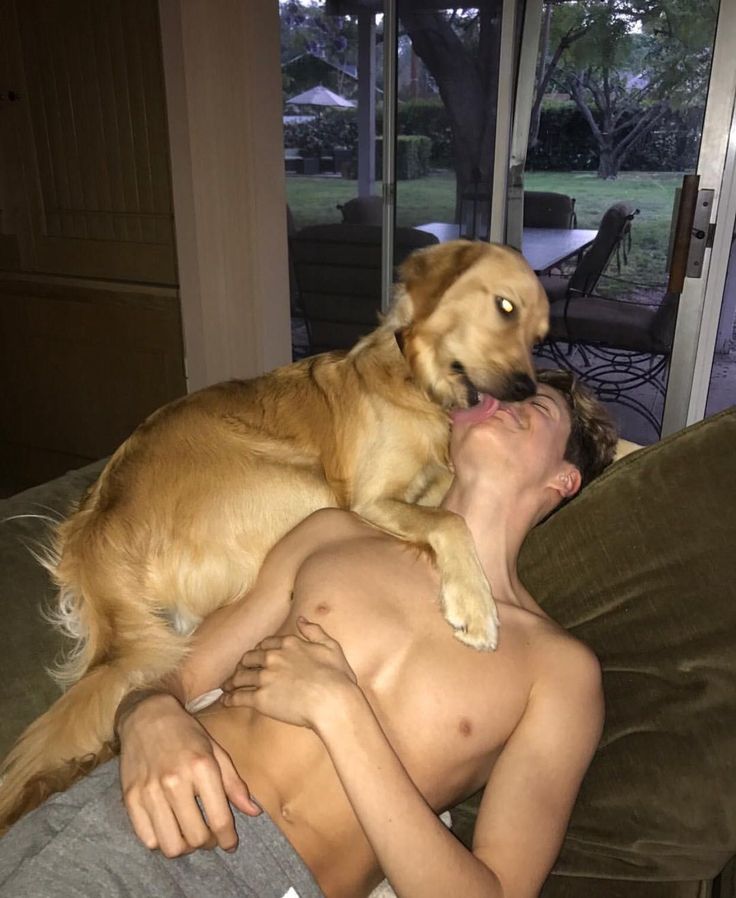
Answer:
[{"left": 286, "top": 534, "right": 533, "bottom": 794}]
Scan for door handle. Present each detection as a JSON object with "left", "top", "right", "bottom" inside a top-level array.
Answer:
[
  {"left": 667, "top": 174, "right": 699, "bottom": 294},
  {"left": 686, "top": 189, "right": 714, "bottom": 278}
]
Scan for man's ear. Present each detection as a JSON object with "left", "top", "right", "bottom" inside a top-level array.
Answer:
[{"left": 553, "top": 465, "right": 582, "bottom": 500}]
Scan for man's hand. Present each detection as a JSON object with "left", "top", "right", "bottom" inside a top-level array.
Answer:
[
  {"left": 221, "top": 617, "right": 358, "bottom": 730},
  {"left": 118, "top": 693, "right": 261, "bottom": 858}
]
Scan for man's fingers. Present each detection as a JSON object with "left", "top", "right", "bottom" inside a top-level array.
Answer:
[
  {"left": 296, "top": 616, "right": 332, "bottom": 643},
  {"left": 236, "top": 647, "right": 267, "bottom": 668},
  {"left": 188, "top": 753, "right": 243, "bottom": 852},
  {"left": 162, "top": 782, "right": 223, "bottom": 853},
  {"left": 125, "top": 794, "right": 159, "bottom": 851},
  {"left": 221, "top": 687, "right": 259, "bottom": 709},
  {"left": 145, "top": 791, "right": 194, "bottom": 858},
  {"left": 212, "top": 742, "right": 262, "bottom": 819},
  {"left": 255, "top": 636, "right": 285, "bottom": 651},
  {"left": 222, "top": 666, "right": 261, "bottom": 693}
]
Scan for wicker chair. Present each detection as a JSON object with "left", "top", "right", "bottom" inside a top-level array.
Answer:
[
  {"left": 533, "top": 202, "right": 680, "bottom": 434},
  {"left": 289, "top": 224, "right": 438, "bottom": 354},
  {"left": 538, "top": 202, "right": 638, "bottom": 304},
  {"left": 336, "top": 196, "right": 384, "bottom": 226},
  {"left": 524, "top": 191, "right": 577, "bottom": 229}
]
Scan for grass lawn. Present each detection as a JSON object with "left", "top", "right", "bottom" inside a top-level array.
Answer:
[{"left": 286, "top": 170, "right": 683, "bottom": 290}]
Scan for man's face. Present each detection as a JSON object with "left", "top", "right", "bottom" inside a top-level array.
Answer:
[{"left": 449, "top": 384, "right": 575, "bottom": 489}]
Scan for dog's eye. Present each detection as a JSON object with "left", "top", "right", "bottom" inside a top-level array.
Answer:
[{"left": 496, "top": 297, "right": 515, "bottom": 315}]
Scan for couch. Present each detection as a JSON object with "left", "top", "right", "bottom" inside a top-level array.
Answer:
[{"left": 1, "top": 407, "right": 734, "bottom": 896}]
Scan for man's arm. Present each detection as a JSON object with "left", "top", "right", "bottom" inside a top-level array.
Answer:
[
  {"left": 468, "top": 638, "right": 604, "bottom": 896},
  {"left": 225, "top": 623, "right": 603, "bottom": 897},
  {"left": 117, "top": 509, "right": 350, "bottom": 857}
]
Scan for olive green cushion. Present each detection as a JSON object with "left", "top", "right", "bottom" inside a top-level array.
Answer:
[
  {"left": 0, "top": 460, "right": 106, "bottom": 757},
  {"left": 519, "top": 406, "right": 736, "bottom": 884},
  {"left": 540, "top": 877, "right": 711, "bottom": 898}
]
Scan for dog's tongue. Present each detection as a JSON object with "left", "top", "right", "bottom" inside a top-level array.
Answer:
[{"left": 450, "top": 393, "right": 500, "bottom": 425}]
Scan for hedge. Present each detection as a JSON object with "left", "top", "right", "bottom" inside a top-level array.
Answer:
[
  {"left": 394, "top": 100, "right": 454, "bottom": 166},
  {"left": 376, "top": 135, "right": 432, "bottom": 180},
  {"left": 283, "top": 100, "right": 703, "bottom": 174},
  {"left": 526, "top": 103, "right": 703, "bottom": 173},
  {"left": 283, "top": 110, "right": 358, "bottom": 158}
]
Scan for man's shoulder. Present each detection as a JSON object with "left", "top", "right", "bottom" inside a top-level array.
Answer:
[
  {"left": 495, "top": 615, "right": 605, "bottom": 760},
  {"left": 299, "top": 507, "right": 375, "bottom": 538},
  {"left": 260, "top": 508, "right": 373, "bottom": 585},
  {"left": 280, "top": 508, "right": 378, "bottom": 554},
  {"left": 525, "top": 614, "right": 603, "bottom": 703}
]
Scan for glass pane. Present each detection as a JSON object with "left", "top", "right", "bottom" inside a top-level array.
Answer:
[
  {"left": 280, "top": 1, "right": 382, "bottom": 359},
  {"left": 705, "top": 225, "right": 736, "bottom": 416},
  {"left": 394, "top": 1, "right": 503, "bottom": 244},
  {"left": 527, "top": 0, "right": 720, "bottom": 444}
]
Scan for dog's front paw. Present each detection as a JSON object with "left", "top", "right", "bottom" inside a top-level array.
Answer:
[{"left": 440, "top": 575, "right": 499, "bottom": 651}]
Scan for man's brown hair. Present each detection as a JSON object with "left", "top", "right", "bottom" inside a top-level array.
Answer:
[{"left": 536, "top": 368, "right": 618, "bottom": 490}]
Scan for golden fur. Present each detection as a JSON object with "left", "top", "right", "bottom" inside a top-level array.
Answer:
[{"left": 0, "top": 240, "right": 548, "bottom": 832}]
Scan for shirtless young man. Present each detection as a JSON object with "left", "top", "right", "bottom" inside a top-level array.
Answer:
[{"left": 0, "top": 369, "right": 617, "bottom": 898}]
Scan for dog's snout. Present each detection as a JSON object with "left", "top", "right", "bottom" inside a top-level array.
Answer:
[{"left": 503, "top": 372, "right": 536, "bottom": 402}]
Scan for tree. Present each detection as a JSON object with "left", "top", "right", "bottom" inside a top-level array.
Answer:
[
  {"left": 529, "top": 1, "right": 594, "bottom": 148},
  {"left": 398, "top": 3, "right": 502, "bottom": 213},
  {"left": 280, "top": 1, "right": 358, "bottom": 97},
  {"left": 551, "top": 0, "right": 716, "bottom": 178},
  {"left": 285, "top": 0, "right": 715, "bottom": 191}
]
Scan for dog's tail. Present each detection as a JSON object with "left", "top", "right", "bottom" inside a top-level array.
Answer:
[
  {"left": 0, "top": 662, "right": 125, "bottom": 835},
  {"left": 0, "top": 635, "right": 186, "bottom": 836}
]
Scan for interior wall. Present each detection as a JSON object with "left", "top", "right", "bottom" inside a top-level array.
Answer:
[
  {"left": 0, "top": 0, "right": 187, "bottom": 493},
  {"left": 0, "top": 276, "right": 185, "bottom": 489},
  {"left": 159, "top": 0, "right": 292, "bottom": 391},
  {"left": 1, "top": 0, "right": 292, "bottom": 493}
]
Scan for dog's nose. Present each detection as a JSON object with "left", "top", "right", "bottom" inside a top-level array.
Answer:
[{"left": 505, "top": 372, "right": 536, "bottom": 401}]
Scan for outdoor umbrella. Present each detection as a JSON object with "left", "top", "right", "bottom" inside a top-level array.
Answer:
[{"left": 286, "top": 84, "right": 356, "bottom": 109}]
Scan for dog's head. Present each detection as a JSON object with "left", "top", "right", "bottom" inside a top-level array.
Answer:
[{"left": 390, "top": 240, "right": 549, "bottom": 409}]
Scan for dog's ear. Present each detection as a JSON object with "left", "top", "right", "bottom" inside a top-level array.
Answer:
[{"left": 398, "top": 241, "right": 489, "bottom": 322}]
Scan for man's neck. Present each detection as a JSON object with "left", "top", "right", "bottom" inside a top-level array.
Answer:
[{"left": 441, "top": 477, "right": 546, "bottom": 609}]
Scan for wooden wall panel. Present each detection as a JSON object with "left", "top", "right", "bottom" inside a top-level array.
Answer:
[
  {"left": 0, "top": 0, "right": 185, "bottom": 493},
  {"left": 0, "top": 277, "right": 186, "bottom": 491},
  {"left": 11, "top": 0, "right": 176, "bottom": 283}
]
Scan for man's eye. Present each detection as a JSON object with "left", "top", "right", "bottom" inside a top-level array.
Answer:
[{"left": 496, "top": 297, "right": 515, "bottom": 315}]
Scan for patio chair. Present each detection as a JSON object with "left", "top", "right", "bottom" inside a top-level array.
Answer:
[
  {"left": 289, "top": 223, "right": 438, "bottom": 354},
  {"left": 534, "top": 291, "right": 678, "bottom": 436},
  {"left": 524, "top": 191, "right": 577, "bottom": 229},
  {"left": 336, "top": 195, "right": 383, "bottom": 226},
  {"left": 538, "top": 201, "right": 639, "bottom": 304}
]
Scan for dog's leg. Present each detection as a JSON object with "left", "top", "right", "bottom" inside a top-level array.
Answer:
[{"left": 353, "top": 499, "right": 498, "bottom": 651}]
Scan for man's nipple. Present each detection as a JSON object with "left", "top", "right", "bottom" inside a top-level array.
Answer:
[
  {"left": 458, "top": 717, "right": 473, "bottom": 738},
  {"left": 314, "top": 601, "right": 331, "bottom": 615}
]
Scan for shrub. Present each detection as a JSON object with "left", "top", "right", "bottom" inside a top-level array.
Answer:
[
  {"left": 376, "top": 135, "right": 432, "bottom": 180},
  {"left": 527, "top": 102, "right": 704, "bottom": 173},
  {"left": 397, "top": 100, "right": 453, "bottom": 167},
  {"left": 283, "top": 109, "right": 358, "bottom": 157}
]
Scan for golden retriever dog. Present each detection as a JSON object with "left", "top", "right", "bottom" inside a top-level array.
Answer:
[{"left": 0, "top": 240, "right": 548, "bottom": 832}]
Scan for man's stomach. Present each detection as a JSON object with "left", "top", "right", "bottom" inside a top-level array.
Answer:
[{"left": 197, "top": 702, "right": 383, "bottom": 898}]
